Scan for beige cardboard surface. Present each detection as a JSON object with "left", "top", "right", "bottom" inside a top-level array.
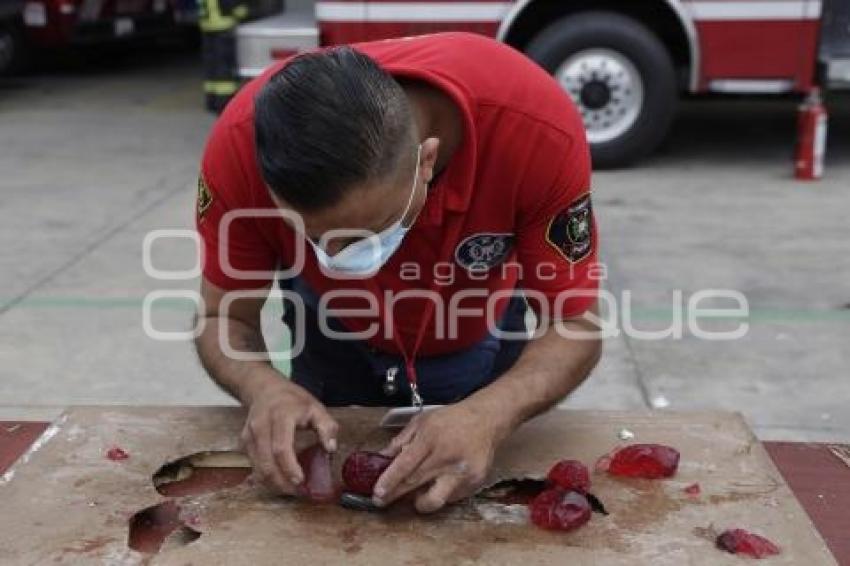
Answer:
[{"left": 0, "top": 407, "right": 837, "bottom": 565}]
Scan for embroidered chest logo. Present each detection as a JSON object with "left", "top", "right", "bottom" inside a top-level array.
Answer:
[
  {"left": 546, "top": 194, "right": 593, "bottom": 263},
  {"left": 455, "top": 233, "right": 515, "bottom": 271}
]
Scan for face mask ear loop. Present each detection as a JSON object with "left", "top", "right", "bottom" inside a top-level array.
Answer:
[{"left": 399, "top": 144, "right": 423, "bottom": 224}]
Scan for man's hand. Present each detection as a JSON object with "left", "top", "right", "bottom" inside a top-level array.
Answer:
[
  {"left": 194, "top": 279, "right": 341, "bottom": 497},
  {"left": 240, "top": 373, "right": 339, "bottom": 495},
  {"left": 372, "top": 401, "right": 509, "bottom": 513},
  {"left": 369, "top": 311, "right": 602, "bottom": 514}
]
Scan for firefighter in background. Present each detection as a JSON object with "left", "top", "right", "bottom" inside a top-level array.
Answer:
[
  {"left": 199, "top": 0, "right": 280, "bottom": 111},
  {"left": 199, "top": 0, "right": 242, "bottom": 112}
]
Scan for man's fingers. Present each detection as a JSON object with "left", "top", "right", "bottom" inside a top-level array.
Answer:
[
  {"left": 415, "top": 473, "right": 463, "bottom": 514},
  {"left": 240, "top": 426, "right": 257, "bottom": 465},
  {"left": 241, "top": 426, "right": 265, "bottom": 485},
  {"left": 309, "top": 408, "right": 339, "bottom": 454},
  {"left": 249, "top": 419, "right": 293, "bottom": 494},
  {"left": 379, "top": 419, "right": 420, "bottom": 458},
  {"left": 270, "top": 412, "right": 303, "bottom": 487},
  {"left": 398, "top": 452, "right": 451, "bottom": 491},
  {"left": 373, "top": 440, "right": 431, "bottom": 505}
]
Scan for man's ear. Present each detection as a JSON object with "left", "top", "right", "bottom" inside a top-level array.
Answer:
[{"left": 420, "top": 137, "right": 441, "bottom": 185}]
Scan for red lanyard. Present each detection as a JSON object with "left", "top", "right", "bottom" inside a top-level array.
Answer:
[{"left": 365, "top": 210, "right": 464, "bottom": 408}]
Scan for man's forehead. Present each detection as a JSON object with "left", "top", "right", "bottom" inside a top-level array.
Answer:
[
  {"left": 297, "top": 182, "right": 401, "bottom": 236},
  {"left": 268, "top": 145, "right": 417, "bottom": 235}
]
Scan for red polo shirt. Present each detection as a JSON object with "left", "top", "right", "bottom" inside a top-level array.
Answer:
[{"left": 197, "top": 32, "right": 598, "bottom": 360}]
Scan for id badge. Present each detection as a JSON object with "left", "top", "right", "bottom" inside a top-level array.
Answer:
[{"left": 379, "top": 405, "right": 441, "bottom": 429}]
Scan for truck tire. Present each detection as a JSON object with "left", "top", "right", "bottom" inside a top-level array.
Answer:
[
  {"left": 0, "top": 22, "right": 26, "bottom": 76},
  {"left": 525, "top": 11, "right": 677, "bottom": 168}
]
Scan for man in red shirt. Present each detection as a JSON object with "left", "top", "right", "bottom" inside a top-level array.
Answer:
[{"left": 195, "top": 32, "right": 601, "bottom": 513}]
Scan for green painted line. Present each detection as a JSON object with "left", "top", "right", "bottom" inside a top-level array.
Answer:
[
  {"left": 619, "top": 308, "right": 850, "bottom": 323},
  {"left": 0, "top": 297, "right": 192, "bottom": 311}
]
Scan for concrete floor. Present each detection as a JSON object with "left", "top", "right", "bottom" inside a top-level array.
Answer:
[{"left": 0, "top": 47, "right": 848, "bottom": 441}]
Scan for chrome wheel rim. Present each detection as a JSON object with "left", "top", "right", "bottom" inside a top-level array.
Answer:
[{"left": 556, "top": 48, "right": 644, "bottom": 144}]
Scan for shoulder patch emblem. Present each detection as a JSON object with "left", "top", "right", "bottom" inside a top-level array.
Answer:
[
  {"left": 546, "top": 194, "right": 593, "bottom": 263},
  {"left": 455, "top": 233, "right": 515, "bottom": 271},
  {"left": 197, "top": 175, "right": 213, "bottom": 219}
]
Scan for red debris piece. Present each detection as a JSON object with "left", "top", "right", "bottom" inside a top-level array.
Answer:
[
  {"left": 684, "top": 483, "right": 701, "bottom": 497},
  {"left": 296, "top": 444, "right": 338, "bottom": 503},
  {"left": 529, "top": 488, "right": 592, "bottom": 532},
  {"left": 341, "top": 451, "right": 394, "bottom": 496},
  {"left": 106, "top": 447, "right": 129, "bottom": 461},
  {"left": 716, "top": 529, "right": 781, "bottom": 558},
  {"left": 547, "top": 460, "right": 591, "bottom": 493},
  {"left": 598, "top": 444, "right": 680, "bottom": 479}
]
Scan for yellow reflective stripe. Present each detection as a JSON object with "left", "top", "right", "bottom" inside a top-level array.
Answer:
[
  {"left": 199, "top": 0, "right": 230, "bottom": 32},
  {"left": 204, "top": 81, "right": 239, "bottom": 96},
  {"left": 199, "top": 0, "right": 248, "bottom": 31}
]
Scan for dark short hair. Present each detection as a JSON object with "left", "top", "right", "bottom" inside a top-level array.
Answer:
[{"left": 254, "top": 46, "right": 414, "bottom": 212}]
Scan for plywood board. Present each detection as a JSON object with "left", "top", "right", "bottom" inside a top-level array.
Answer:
[{"left": 0, "top": 407, "right": 837, "bottom": 565}]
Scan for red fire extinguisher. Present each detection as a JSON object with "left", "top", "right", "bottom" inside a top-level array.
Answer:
[{"left": 794, "top": 87, "right": 827, "bottom": 180}]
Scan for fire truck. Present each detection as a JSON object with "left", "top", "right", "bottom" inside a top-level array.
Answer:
[
  {"left": 0, "top": 0, "right": 197, "bottom": 73},
  {"left": 200, "top": 0, "right": 850, "bottom": 168}
]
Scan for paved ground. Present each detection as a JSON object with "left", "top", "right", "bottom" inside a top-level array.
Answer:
[{"left": 0, "top": 47, "right": 848, "bottom": 441}]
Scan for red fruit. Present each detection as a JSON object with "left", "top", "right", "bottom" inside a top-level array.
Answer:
[
  {"left": 106, "top": 447, "right": 129, "bottom": 461},
  {"left": 601, "top": 444, "right": 680, "bottom": 479},
  {"left": 684, "top": 483, "right": 701, "bottom": 497},
  {"left": 341, "top": 451, "right": 394, "bottom": 496},
  {"left": 716, "top": 529, "right": 780, "bottom": 558},
  {"left": 296, "top": 444, "right": 338, "bottom": 503},
  {"left": 529, "top": 488, "right": 591, "bottom": 532},
  {"left": 547, "top": 460, "right": 591, "bottom": 493}
]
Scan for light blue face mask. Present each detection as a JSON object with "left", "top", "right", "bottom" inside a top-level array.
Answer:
[{"left": 309, "top": 145, "right": 422, "bottom": 275}]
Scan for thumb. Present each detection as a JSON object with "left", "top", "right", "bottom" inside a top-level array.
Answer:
[{"left": 380, "top": 421, "right": 418, "bottom": 458}]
